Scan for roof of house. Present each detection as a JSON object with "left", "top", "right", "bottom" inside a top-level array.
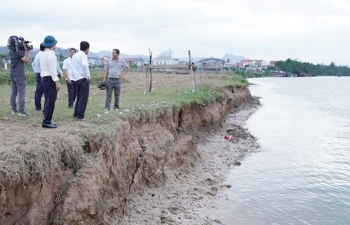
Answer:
[
  {"left": 155, "top": 55, "right": 174, "bottom": 60},
  {"left": 241, "top": 59, "right": 263, "bottom": 63},
  {"left": 198, "top": 58, "right": 225, "bottom": 63}
]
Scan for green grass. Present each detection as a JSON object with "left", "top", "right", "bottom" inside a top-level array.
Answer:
[
  {"left": 0, "top": 85, "right": 226, "bottom": 126},
  {"left": 0, "top": 69, "right": 248, "bottom": 129}
]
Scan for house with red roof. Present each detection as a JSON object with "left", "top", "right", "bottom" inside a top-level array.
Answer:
[{"left": 269, "top": 61, "right": 278, "bottom": 67}]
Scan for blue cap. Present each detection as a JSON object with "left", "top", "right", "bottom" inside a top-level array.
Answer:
[{"left": 42, "top": 35, "right": 57, "bottom": 47}]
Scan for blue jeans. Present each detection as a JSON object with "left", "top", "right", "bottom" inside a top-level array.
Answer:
[
  {"left": 34, "top": 73, "right": 43, "bottom": 110},
  {"left": 10, "top": 76, "right": 27, "bottom": 113}
]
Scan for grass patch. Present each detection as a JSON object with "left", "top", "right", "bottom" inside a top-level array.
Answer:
[{"left": 0, "top": 71, "right": 247, "bottom": 128}]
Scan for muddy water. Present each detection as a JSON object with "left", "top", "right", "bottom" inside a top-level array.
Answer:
[{"left": 218, "top": 77, "right": 350, "bottom": 225}]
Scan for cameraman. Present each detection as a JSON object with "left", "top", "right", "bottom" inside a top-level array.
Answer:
[{"left": 9, "top": 40, "right": 31, "bottom": 116}]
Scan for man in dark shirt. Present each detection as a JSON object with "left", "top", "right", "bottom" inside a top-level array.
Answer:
[{"left": 9, "top": 44, "right": 31, "bottom": 116}]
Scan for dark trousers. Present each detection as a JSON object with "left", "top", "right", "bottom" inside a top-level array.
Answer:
[
  {"left": 34, "top": 73, "right": 43, "bottom": 110},
  {"left": 10, "top": 76, "right": 26, "bottom": 113},
  {"left": 41, "top": 77, "right": 57, "bottom": 124},
  {"left": 105, "top": 78, "right": 121, "bottom": 109},
  {"left": 66, "top": 80, "right": 76, "bottom": 107},
  {"left": 74, "top": 78, "right": 89, "bottom": 119}
]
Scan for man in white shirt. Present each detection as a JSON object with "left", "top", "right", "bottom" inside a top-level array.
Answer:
[
  {"left": 32, "top": 44, "right": 63, "bottom": 111},
  {"left": 62, "top": 48, "right": 77, "bottom": 108},
  {"left": 40, "top": 35, "right": 61, "bottom": 128},
  {"left": 71, "top": 41, "right": 90, "bottom": 121}
]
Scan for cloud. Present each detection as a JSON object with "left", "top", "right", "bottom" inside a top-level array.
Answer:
[{"left": 1, "top": 0, "right": 350, "bottom": 65}]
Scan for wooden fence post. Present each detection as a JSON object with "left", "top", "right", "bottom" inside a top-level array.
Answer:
[
  {"left": 188, "top": 50, "right": 196, "bottom": 93},
  {"left": 149, "top": 49, "right": 153, "bottom": 93},
  {"left": 144, "top": 68, "right": 148, "bottom": 95},
  {"left": 144, "top": 48, "right": 153, "bottom": 94}
]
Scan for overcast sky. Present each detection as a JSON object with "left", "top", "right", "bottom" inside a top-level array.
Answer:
[{"left": 1, "top": 0, "right": 350, "bottom": 65}]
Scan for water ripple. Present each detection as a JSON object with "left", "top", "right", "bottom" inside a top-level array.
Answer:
[{"left": 218, "top": 77, "right": 350, "bottom": 225}]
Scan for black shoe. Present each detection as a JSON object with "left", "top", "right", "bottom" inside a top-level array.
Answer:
[
  {"left": 35, "top": 108, "right": 42, "bottom": 111},
  {"left": 68, "top": 106, "right": 74, "bottom": 109},
  {"left": 42, "top": 123, "right": 57, "bottom": 128}
]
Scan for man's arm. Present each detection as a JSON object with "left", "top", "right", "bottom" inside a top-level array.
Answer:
[
  {"left": 81, "top": 55, "right": 90, "bottom": 79},
  {"left": 119, "top": 60, "right": 130, "bottom": 79},
  {"left": 62, "top": 60, "right": 69, "bottom": 80},
  {"left": 21, "top": 50, "right": 30, "bottom": 63},
  {"left": 49, "top": 56, "right": 61, "bottom": 91},
  {"left": 120, "top": 67, "right": 130, "bottom": 79},
  {"left": 103, "top": 68, "right": 109, "bottom": 82},
  {"left": 56, "top": 61, "right": 63, "bottom": 79},
  {"left": 63, "top": 69, "right": 71, "bottom": 83}
]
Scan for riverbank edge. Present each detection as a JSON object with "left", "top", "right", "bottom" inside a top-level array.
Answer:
[{"left": 0, "top": 85, "right": 253, "bottom": 225}]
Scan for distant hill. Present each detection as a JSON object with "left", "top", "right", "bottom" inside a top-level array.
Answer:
[
  {"left": 0, "top": 46, "right": 255, "bottom": 64},
  {"left": 155, "top": 51, "right": 247, "bottom": 63},
  {"left": 96, "top": 50, "right": 112, "bottom": 58},
  {"left": 156, "top": 51, "right": 170, "bottom": 58},
  {"left": 0, "top": 46, "right": 147, "bottom": 59}
]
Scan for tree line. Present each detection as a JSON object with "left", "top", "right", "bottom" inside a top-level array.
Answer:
[{"left": 273, "top": 58, "right": 350, "bottom": 76}]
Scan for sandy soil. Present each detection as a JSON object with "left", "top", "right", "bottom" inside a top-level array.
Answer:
[{"left": 117, "top": 98, "right": 261, "bottom": 225}]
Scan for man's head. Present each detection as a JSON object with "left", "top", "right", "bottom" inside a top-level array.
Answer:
[
  {"left": 39, "top": 43, "right": 45, "bottom": 52},
  {"left": 69, "top": 48, "right": 76, "bottom": 58},
  {"left": 80, "top": 41, "right": 90, "bottom": 54},
  {"left": 42, "top": 35, "right": 57, "bottom": 50},
  {"left": 112, "top": 49, "right": 120, "bottom": 60}
]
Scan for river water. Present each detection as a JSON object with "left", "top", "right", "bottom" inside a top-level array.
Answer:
[{"left": 218, "top": 77, "right": 350, "bottom": 225}]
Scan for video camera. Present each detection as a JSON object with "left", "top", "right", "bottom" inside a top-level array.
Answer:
[{"left": 7, "top": 35, "right": 33, "bottom": 52}]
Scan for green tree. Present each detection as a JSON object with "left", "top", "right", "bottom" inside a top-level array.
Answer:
[{"left": 275, "top": 59, "right": 350, "bottom": 76}]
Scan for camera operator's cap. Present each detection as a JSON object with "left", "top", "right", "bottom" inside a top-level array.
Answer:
[{"left": 42, "top": 35, "right": 57, "bottom": 47}]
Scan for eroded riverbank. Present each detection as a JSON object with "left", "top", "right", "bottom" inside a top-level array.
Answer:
[
  {"left": 0, "top": 85, "right": 259, "bottom": 225},
  {"left": 118, "top": 97, "right": 261, "bottom": 225}
]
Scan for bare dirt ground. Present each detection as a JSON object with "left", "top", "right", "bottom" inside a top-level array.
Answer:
[
  {"left": 105, "top": 70, "right": 232, "bottom": 93},
  {"left": 117, "top": 97, "right": 261, "bottom": 225}
]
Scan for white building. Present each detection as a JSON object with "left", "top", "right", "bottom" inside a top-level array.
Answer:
[
  {"left": 153, "top": 55, "right": 178, "bottom": 65},
  {"left": 153, "top": 49, "right": 178, "bottom": 65}
]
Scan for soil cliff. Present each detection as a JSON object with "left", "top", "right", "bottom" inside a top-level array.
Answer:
[{"left": 0, "top": 85, "right": 251, "bottom": 225}]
